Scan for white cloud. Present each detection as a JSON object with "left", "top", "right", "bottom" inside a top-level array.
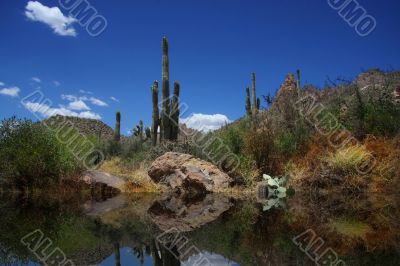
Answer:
[
  {"left": 31, "top": 77, "right": 41, "bottom": 83},
  {"left": 67, "top": 100, "right": 90, "bottom": 111},
  {"left": 184, "top": 252, "right": 238, "bottom": 266},
  {"left": 53, "top": 81, "right": 61, "bottom": 87},
  {"left": 25, "top": 1, "right": 77, "bottom": 37},
  {"left": 23, "top": 101, "right": 101, "bottom": 120},
  {"left": 110, "top": 96, "right": 119, "bottom": 102},
  {"left": 0, "top": 87, "right": 20, "bottom": 98},
  {"left": 79, "top": 89, "right": 92, "bottom": 94},
  {"left": 23, "top": 101, "right": 75, "bottom": 117},
  {"left": 78, "top": 111, "right": 102, "bottom": 119},
  {"left": 61, "top": 94, "right": 77, "bottom": 101},
  {"left": 89, "top": 97, "right": 108, "bottom": 107},
  {"left": 0, "top": 81, "right": 4, "bottom": 86},
  {"left": 181, "top": 113, "right": 231, "bottom": 132},
  {"left": 61, "top": 94, "right": 108, "bottom": 108}
]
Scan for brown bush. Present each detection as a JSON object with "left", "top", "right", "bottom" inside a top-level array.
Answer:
[
  {"left": 243, "top": 128, "right": 279, "bottom": 174},
  {"left": 287, "top": 132, "right": 400, "bottom": 194}
]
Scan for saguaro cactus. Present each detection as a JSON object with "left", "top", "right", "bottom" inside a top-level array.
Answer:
[
  {"left": 145, "top": 127, "right": 151, "bottom": 140},
  {"left": 161, "top": 36, "right": 171, "bottom": 141},
  {"left": 114, "top": 111, "right": 121, "bottom": 142},
  {"left": 170, "top": 81, "right": 180, "bottom": 140},
  {"left": 245, "top": 87, "right": 252, "bottom": 116},
  {"left": 133, "top": 120, "right": 144, "bottom": 143},
  {"left": 257, "top": 97, "right": 261, "bottom": 111},
  {"left": 138, "top": 120, "right": 143, "bottom": 143},
  {"left": 296, "top": 69, "right": 301, "bottom": 93},
  {"left": 151, "top": 81, "right": 159, "bottom": 146},
  {"left": 251, "top": 72, "right": 257, "bottom": 114}
]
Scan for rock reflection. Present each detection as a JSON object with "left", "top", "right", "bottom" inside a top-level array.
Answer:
[{"left": 148, "top": 193, "right": 233, "bottom": 232}]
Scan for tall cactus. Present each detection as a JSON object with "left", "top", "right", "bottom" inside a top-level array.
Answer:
[
  {"left": 133, "top": 120, "right": 144, "bottom": 144},
  {"left": 245, "top": 87, "right": 252, "bottom": 116},
  {"left": 257, "top": 97, "right": 261, "bottom": 111},
  {"left": 170, "top": 81, "right": 180, "bottom": 140},
  {"left": 145, "top": 127, "right": 151, "bottom": 140},
  {"left": 160, "top": 36, "right": 171, "bottom": 141},
  {"left": 251, "top": 72, "right": 257, "bottom": 114},
  {"left": 151, "top": 81, "right": 159, "bottom": 146},
  {"left": 114, "top": 111, "right": 121, "bottom": 142},
  {"left": 296, "top": 69, "right": 301, "bottom": 94},
  {"left": 138, "top": 120, "right": 143, "bottom": 143}
]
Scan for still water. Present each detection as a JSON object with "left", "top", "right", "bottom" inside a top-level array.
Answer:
[{"left": 0, "top": 192, "right": 399, "bottom": 266}]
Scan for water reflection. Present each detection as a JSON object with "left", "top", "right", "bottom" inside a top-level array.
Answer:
[
  {"left": 148, "top": 193, "right": 233, "bottom": 232},
  {"left": 0, "top": 192, "right": 399, "bottom": 266}
]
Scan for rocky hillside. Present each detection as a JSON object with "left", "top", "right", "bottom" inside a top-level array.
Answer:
[{"left": 44, "top": 115, "right": 114, "bottom": 140}]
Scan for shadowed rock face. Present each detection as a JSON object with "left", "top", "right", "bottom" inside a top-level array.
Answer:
[
  {"left": 148, "top": 152, "right": 232, "bottom": 193},
  {"left": 148, "top": 193, "right": 232, "bottom": 232}
]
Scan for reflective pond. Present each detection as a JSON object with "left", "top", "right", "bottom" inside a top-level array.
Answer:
[{"left": 0, "top": 192, "right": 399, "bottom": 266}]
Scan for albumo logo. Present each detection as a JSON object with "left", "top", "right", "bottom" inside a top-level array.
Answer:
[
  {"left": 328, "top": 0, "right": 377, "bottom": 37},
  {"left": 59, "top": 0, "right": 108, "bottom": 37}
]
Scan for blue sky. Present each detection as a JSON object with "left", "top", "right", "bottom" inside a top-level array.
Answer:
[{"left": 0, "top": 0, "right": 399, "bottom": 134}]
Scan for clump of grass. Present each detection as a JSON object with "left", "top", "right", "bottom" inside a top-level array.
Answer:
[
  {"left": 99, "top": 157, "right": 159, "bottom": 192},
  {"left": 329, "top": 218, "right": 372, "bottom": 239},
  {"left": 324, "top": 145, "right": 371, "bottom": 174}
]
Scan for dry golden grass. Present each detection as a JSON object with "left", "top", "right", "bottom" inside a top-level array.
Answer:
[
  {"left": 99, "top": 157, "right": 160, "bottom": 192},
  {"left": 364, "top": 136, "right": 400, "bottom": 192},
  {"left": 286, "top": 133, "right": 400, "bottom": 194},
  {"left": 329, "top": 219, "right": 372, "bottom": 239},
  {"left": 324, "top": 145, "right": 371, "bottom": 174}
]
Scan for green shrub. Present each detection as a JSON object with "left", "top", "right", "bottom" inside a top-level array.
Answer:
[
  {"left": 103, "top": 139, "right": 122, "bottom": 157},
  {"left": 0, "top": 117, "right": 81, "bottom": 187},
  {"left": 363, "top": 103, "right": 400, "bottom": 136},
  {"left": 275, "top": 132, "right": 297, "bottom": 157},
  {"left": 221, "top": 127, "right": 243, "bottom": 154},
  {"left": 332, "top": 83, "right": 400, "bottom": 138}
]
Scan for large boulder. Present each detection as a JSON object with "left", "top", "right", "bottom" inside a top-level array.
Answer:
[{"left": 148, "top": 152, "right": 232, "bottom": 193}]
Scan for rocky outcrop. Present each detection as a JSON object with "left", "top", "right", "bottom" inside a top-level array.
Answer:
[
  {"left": 275, "top": 73, "right": 297, "bottom": 101},
  {"left": 395, "top": 87, "right": 400, "bottom": 104},
  {"left": 44, "top": 115, "right": 115, "bottom": 140},
  {"left": 148, "top": 152, "right": 232, "bottom": 193},
  {"left": 80, "top": 171, "right": 125, "bottom": 198},
  {"left": 356, "top": 69, "right": 386, "bottom": 89},
  {"left": 81, "top": 170, "right": 126, "bottom": 189}
]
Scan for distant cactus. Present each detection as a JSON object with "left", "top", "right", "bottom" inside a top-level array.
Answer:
[
  {"left": 245, "top": 87, "right": 252, "bottom": 116},
  {"left": 133, "top": 120, "right": 144, "bottom": 143},
  {"left": 151, "top": 81, "right": 159, "bottom": 146},
  {"left": 170, "top": 81, "right": 180, "bottom": 140},
  {"left": 251, "top": 72, "right": 257, "bottom": 114},
  {"left": 145, "top": 127, "right": 151, "bottom": 140},
  {"left": 114, "top": 111, "right": 121, "bottom": 141},
  {"left": 257, "top": 97, "right": 261, "bottom": 110},
  {"left": 138, "top": 120, "right": 143, "bottom": 143},
  {"left": 296, "top": 69, "right": 301, "bottom": 92},
  {"left": 160, "top": 36, "right": 171, "bottom": 141}
]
